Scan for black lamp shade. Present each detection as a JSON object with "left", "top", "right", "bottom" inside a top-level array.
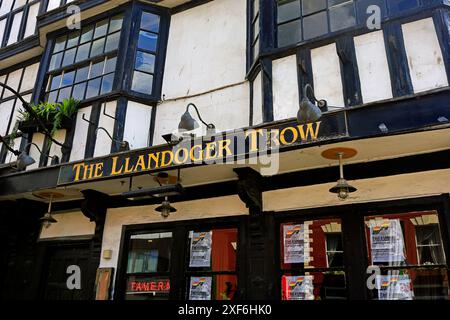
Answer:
[
  {"left": 178, "top": 110, "right": 199, "bottom": 131},
  {"left": 297, "top": 98, "right": 323, "bottom": 125}
]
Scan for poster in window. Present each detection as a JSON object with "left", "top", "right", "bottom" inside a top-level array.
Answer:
[
  {"left": 282, "top": 276, "right": 314, "bottom": 300},
  {"left": 376, "top": 274, "right": 413, "bottom": 300},
  {"left": 189, "top": 231, "right": 212, "bottom": 268},
  {"left": 283, "top": 224, "right": 309, "bottom": 264},
  {"left": 189, "top": 277, "right": 212, "bottom": 300},
  {"left": 370, "top": 219, "right": 405, "bottom": 264}
]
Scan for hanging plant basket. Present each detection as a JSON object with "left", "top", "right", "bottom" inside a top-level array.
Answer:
[{"left": 18, "top": 116, "right": 73, "bottom": 134}]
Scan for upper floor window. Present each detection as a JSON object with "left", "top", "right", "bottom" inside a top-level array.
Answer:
[
  {"left": 45, "top": 14, "right": 124, "bottom": 102},
  {"left": 0, "top": 0, "right": 40, "bottom": 48},
  {"left": 40, "top": 3, "right": 168, "bottom": 105},
  {"left": 249, "top": 0, "right": 260, "bottom": 65},
  {"left": 131, "top": 11, "right": 161, "bottom": 95},
  {"left": 45, "top": 0, "right": 76, "bottom": 12},
  {"left": 276, "top": 0, "right": 438, "bottom": 48}
]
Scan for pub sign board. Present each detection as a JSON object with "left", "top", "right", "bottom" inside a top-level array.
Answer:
[{"left": 57, "top": 112, "right": 347, "bottom": 186}]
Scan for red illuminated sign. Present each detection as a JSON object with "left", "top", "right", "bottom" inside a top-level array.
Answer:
[{"left": 127, "top": 279, "right": 170, "bottom": 293}]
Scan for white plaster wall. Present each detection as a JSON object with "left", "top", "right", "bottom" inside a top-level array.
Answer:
[
  {"left": 264, "top": 169, "right": 450, "bottom": 212},
  {"left": 252, "top": 72, "right": 263, "bottom": 125},
  {"left": 0, "top": 99, "right": 15, "bottom": 135},
  {"left": 4, "top": 69, "right": 22, "bottom": 98},
  {"left": 123, "top": 101, "right": 152, "bottom": 149},
  {"left": 402, "top": 18, "right": 448, "bottom": 93},
  {"left": 354, "top": 31, "right": 393, "bottom": 103},
  {"left": 24, "top": 2, "right": 39, "bottom": 38},
  {"left": 311, "top": 43, "right": 345, "bottom": 108},
  {"left": 39, "top": 211, "right": 95, "bottom": 239},
  {"left": 162, "top": 0, "right": 246, "bottom": 98},
  {"left": 69, "top": 106, "right": 92, "bottom": 162},
  {"left": 20, "top": 62, "right": 39, "bottom": 92},
  {"left": 94, "top": 101, "right": 117, "bottom": 157},
  {"left": 99, "top": 195, "right": 249, "bottom": 289},
  {"left": 7, "top": 11, "right": 23, "bottom": 45},
  {"left": 153, "top": 83, "right": 250, "bottom": 145},
  {"left": 48, "top": 129, "right": 67, "bottom": 162},
  {"left": 272, "top": 55, "right": 299, "bottom": 121},
  {"left": 26, "top": 132, "right": 45, "bottom": 170}
]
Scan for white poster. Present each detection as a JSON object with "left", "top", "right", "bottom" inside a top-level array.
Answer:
[
  {"left": 370, "top": 219, "right": 405, "bottom": 264},
  {"left": 283, "top": 276, "right": 314, "bottom": 300},
  {"left": 189, "top": 277, "right": 212, "bottom": 300},
  {"left": 283, "top": 224, "right": 309, "bottom": 264},
  {"left": 376, "top": 273, "right": 414, "bottom": 300},
  {"left": 189, "top": 231, "right": 212, "bottom": 268}
]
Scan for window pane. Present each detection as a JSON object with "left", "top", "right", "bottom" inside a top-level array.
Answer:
[
  {"left": 187, "top": 275, "right": 238, "bottom": 301},
  {"left": 85, "top": 78, "right": 102, "bottom": 98},
  {"left": 138, "top": 31, "right": 158, "bottom": 52},
  {"left": 72, "top": 82, "right": 86, "bottom": 101},
  {"left": 369, "top": 268, "right": 449, "bottom": 300},
  {"left": 61, "top": 48, "right": 76, "bottom": 67},
  {"left": 303, "top": 11, "right": 328, "bottom": 40},
  {"left": 90, "top": 60, "right": 105, "bottom": 79},
  {"left": 282, "top": 272, "right": 346, "bottom": 300},
  {"left": 80, "top": 26, "right": 94, "bottom": 44},
  {"left": 277, "top": 0, "right": 301, "bottom": 24},
  {"left": 109, "top": 14, "right": 124, "bottom": 33},
  {"left": 54, "top": 36, "right": 66, "bottom": 53},
  {"left": 278, "top": 20, "right": 302, "bottom": 47},
  {"left": 132, "top": 71, "right": 153, "bottom": 94},
  {"left": 302, "top": 0, "right": 327, "bottom": 15},
  {"left": 329, "top": 2, "right": 356, "bottom": 32},
  {"left": 75, "top": 66, "right": 90, "bottom": 83},
  {"left": 104, "top": 56, "right": 117, "bottom": 74},
  {"left": 127, "top": 232, "right": 173, "bottom": 273},
  {"left": 365, "top": 212, "right": 446, "bottom": 266},
  {"left": 135, "top": 51, "right": 155, "bottom": 74},
  {"left": 66, "top": 31, "right": 80, "bottom": 49},
  {"left": 49, "top": 53, "right": 63, "bottom": 71},
  {"left": 76, "top": 42, "right": 91, "bottom": 62},
  {"left": 105, "top": 32, "right": 120, "bottom": 52},
  {"left": 101, "top": 73, "right": 114, "bottom": 94},
  {"left": 58, "top": 86, "right": 71, "bottom": 102},
  {"left": 90, "top": 38, "right": 105, "bottom": 57},
  {"left": 94, "top": 19, "right": 109, "bottom": 39},
  {"left": 61, "top": 70, "right": 75, "bottom": 87},
  {"left": 388, "top": 0, "right": 419, "bottom": 15},
  {"left": 281, "top": 219, "right": 344, "bottom": 269},
  {"left": 141, "top": 12, "right": 160, "bottom": 33},
  {"left": 50, "top": 74, "right": 62, "bottom": 90}
]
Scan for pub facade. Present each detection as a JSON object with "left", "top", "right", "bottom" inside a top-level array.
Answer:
[{"left": 0, "top": 0, "right": 450, "bottom": 300}]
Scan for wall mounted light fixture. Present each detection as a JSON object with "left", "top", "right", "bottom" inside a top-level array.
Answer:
[
  {"left": 297, "top": 84, "right": 327, "bottom": 124},
  {"left": 178, "top": 103, "right": 216, "bottom": 135}
]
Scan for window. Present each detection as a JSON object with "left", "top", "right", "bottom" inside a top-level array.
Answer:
[
  {"left": 249, "top": 0, "right": 260, "bottom": 65},
  {"left": 275, "top": 0, "right": 429, "bottom": 47},
  {"left": 280, "top": 219, "right": 347, "bottom": 300},
  {"left": 186, "top": 228, "right": 238, "bottom": 300},
  {"left": 44, "top": 14, "right": 124, "bottom": 102},
  {"left": 125, "top": 232, "right": 173, "bottom": 300},
  {"left": 45, "top": 0, "right": 76, "bottom": 12},
  {"left": 131, "top": 11, "right": 161, "bottom": 95},
  {"left": 0, "top": 0, "right": 40, "bottom": 48},
  {"left": 365, "top": 211, "right": 449, "bottom": 300},
  {"left": 0, "top": 60, "right": 39, "bottom": 163}
]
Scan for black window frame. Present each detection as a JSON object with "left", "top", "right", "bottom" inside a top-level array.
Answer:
[
  {"left": 115, "top": 216, "right": 246, "bottom": 301},
  {"left": 273, "top": 195, "right": 450, "bottom": 300},
  {"left": 34, "top": 1, "right": 170, "bottom": 107},
  {"left": 0, "top": 0, "right": 41, "bottom": 48}
]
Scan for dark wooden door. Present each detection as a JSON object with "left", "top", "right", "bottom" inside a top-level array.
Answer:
[{"left": 41, "top": 243, "right": 95, "bottom": 300}]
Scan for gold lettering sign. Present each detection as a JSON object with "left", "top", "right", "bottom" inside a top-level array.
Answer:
[{"left": 58, "top": 120, "right": 341, "bottom": 186}]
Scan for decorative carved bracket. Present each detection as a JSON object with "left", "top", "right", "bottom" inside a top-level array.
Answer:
[{"left": 233, "top": 167, "right": 263, "bottom": 212}]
